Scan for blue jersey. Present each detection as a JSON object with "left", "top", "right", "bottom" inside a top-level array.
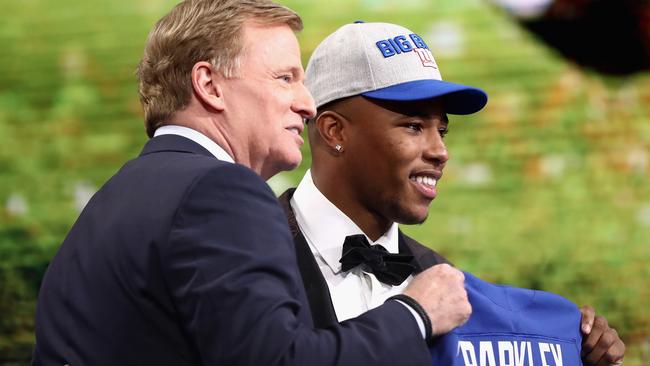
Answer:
[{"left": 429, "top": 272, "right": 583, "bottom": 366}]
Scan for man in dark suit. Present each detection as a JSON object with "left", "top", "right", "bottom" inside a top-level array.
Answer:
[
  {"left": 279, "top": 21, "right": 626, "bottom": 365},
  {"left": 33, "top": 2, "right": 472, "bottom": 365}
]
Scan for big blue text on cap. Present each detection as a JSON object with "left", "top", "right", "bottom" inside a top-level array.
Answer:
[{"left": 375, "top": 34, "right": 429, "bottom": 58}]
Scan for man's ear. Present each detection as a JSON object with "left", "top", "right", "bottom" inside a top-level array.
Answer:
[
  {"left": 314, "top": 111, "right": 347, "bottom": 154},
  {"left": 191, "top": 61, "right": 225, "bottom": 111}
]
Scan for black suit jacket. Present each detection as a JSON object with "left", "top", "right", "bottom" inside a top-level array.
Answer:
[
  {"left": 277, "top": 189, "right": 450, "bottom": 330},
  {"left": 34, "top": 135, "right": 432, "bottom": 366}
]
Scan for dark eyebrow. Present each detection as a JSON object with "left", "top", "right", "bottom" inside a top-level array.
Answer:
[{"left": 414, "top": 113, "right": 448, "bottom": 123}]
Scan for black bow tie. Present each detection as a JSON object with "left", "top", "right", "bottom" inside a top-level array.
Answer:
[{"left": 339, "top": 234, "right": 416, "bottom": 286}]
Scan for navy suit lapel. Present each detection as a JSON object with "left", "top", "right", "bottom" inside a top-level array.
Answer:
[
  {"left": 139, "top": 134, "right": 215, "bottom": 158},
  {"left": 278, "top": 189, "right": 339, "bottom": 329},
  {"left": 398, "top": 231, "right": 449, "bottom": 273}
]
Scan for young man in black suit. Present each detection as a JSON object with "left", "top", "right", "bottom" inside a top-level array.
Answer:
[
  {"left": 33, "top": 3, "right": 469, "bottom": 365},
  {"left": 279, "top": 21, "right": 625, "bottom": 366}
]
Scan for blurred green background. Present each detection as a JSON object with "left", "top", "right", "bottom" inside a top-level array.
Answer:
[{"left": 1, "top": 0, "right": 648, "bottom": 364}]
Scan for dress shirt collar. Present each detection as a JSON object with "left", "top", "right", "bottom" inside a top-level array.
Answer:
[
  {"left": 154, "top": 125, "right": 234, "bottom": 163},
  {"left": 291, "top": 170, "right": 399, "bottom": 274}
]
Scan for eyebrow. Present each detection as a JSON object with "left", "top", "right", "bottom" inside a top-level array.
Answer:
[
  {"left": 281, "top": 66, "right": 303, "bottom": 77},
  {"left": 412, "top": 112, "right": 449, "bottom": 123}
]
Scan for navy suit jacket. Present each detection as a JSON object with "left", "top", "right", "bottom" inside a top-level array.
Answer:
[{"left": 34, "top": 135, "right": 430, "bottom": 365}]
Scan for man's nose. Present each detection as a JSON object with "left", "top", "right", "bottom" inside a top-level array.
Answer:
[
  {"left": 293, "top": 83, "right": 317, "bottom": 119},
  {"left": 423, "top": 132, "right": 449, "bottom": 166}
]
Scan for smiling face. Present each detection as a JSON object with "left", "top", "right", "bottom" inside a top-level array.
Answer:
[
  {"left": 220, "top": 22, "right": 316, "bottom": 179},
  {"left": 334, "top": 96, "right": 450, "bottom": 229}
]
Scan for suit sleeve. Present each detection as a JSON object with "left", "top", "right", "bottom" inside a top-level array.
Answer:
[{"left": 161, "top": 163, "right": 431, "bottom": 366}]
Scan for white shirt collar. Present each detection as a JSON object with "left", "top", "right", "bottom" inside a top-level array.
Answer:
[
  {"left": 290, "top": 170, "right": 399, "bottom": 274},
  {"left": 154, "top": 125, "right": 234, "bottom": 163}
]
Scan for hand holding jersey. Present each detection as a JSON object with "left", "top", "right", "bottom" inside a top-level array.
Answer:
[{"left": 404, "top": 264, "right": 472, "bottom": 336}]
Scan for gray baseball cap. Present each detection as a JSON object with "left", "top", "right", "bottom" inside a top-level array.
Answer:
[{"left": 305, "top": 21, "right": 488, "bottom": 114}]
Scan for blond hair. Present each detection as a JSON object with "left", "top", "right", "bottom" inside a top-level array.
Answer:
[{"left": 136, "top": 0, "right": 302, "bottom": 137}]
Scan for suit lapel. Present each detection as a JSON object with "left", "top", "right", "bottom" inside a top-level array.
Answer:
[
  {"left": 398, "top": 231, "right": 450, "bottom": 273},
  {"left": 278, "top": 189, "right": 339, "bottom": 329}
]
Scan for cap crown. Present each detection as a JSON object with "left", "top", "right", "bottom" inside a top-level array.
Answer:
[{"left": 306, "top": 22, "right": 444, "bottom": 108}]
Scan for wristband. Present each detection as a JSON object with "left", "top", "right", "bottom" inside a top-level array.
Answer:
[{"left": 388, "top": 294, "right": 433, "bottom": 342}]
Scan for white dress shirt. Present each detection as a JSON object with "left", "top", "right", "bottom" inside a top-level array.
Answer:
[
  {"left": 291, "top": 170, "right": 425, "bottom": 336},
  {"left": 154, "top": 125, "right": 234, "bottom": 163}
]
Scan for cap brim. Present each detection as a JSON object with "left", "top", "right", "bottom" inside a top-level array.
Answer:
[{"left": 361, "top": 79, "right": 488, "bottom": 115}]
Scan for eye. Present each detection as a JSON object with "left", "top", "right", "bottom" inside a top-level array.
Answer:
[
  {"left": 405, "top": 122, "right": 422, "bottom": 132},
  {"left": 278, "top": 74, "right": 292, "bottom": 83},
  {"left": 438, "top": 127, "right": 449, "bottom": 138}
]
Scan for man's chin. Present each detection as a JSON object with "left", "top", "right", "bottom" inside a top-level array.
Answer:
[
  {"left": 262, "top": 156, "right": 302, "bottom": 180},
  {"left": 283, "top": 154, "right": 302, "bottom": 171},
  {"left": 398, "top": 213, "right": 429, "bottom": 225},
  {"left": 392, "top": 204, "right": 430, "bottom": 225}
]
